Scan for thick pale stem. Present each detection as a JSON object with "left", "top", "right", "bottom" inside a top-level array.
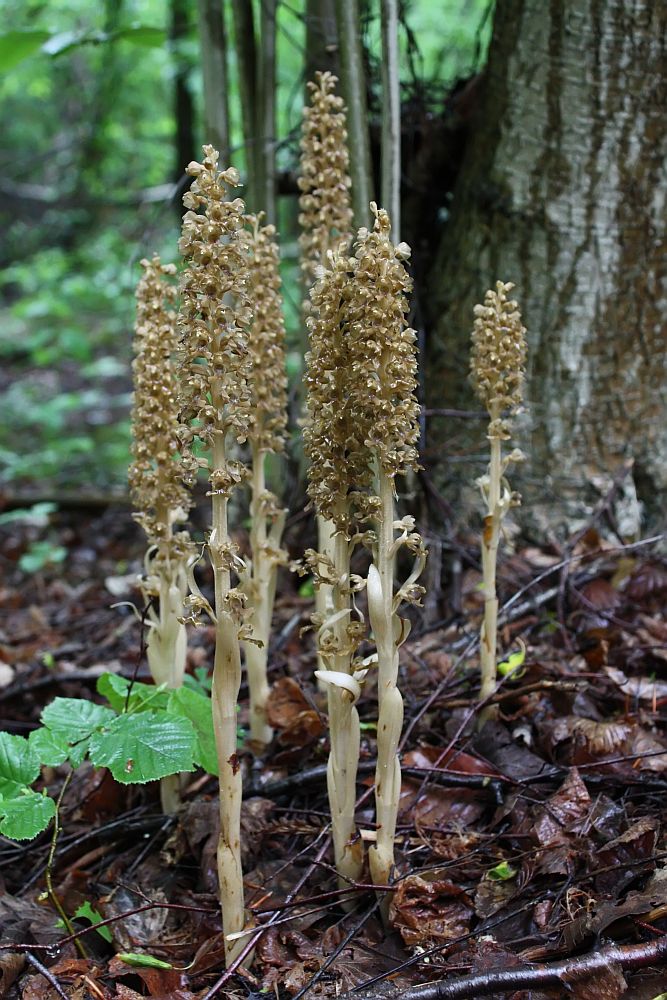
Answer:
[
  {"left": 210, "top": 431, "right": 246, "bottom": 966},
  {"left": 145, "top": 500, "right": 188, "bottom": 816},
  {"left": 244, "top": 442, "right": 273, "bottom": 745},
  {"left": 315, "top": 514, "right": 336, "bottom": 692},
  {"left": 479, "top": 415, "right": 502, "bottom": 723},
  {"left": 326, "top": 518, "right": 363, "bottom": 888},
  {"left": 368, "top": 469, "right": 403, "bottom": 913}
]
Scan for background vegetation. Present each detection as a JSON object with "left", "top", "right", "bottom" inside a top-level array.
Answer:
[{"left": 0, "top": 0, "right": 492, "bottom": 494}]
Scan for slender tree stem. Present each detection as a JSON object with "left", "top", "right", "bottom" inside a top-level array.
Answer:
[
  {"left": 380, "top": 0, "right": 400, "bottom": 239},
  {"left": 197, "top": 0, "right": 230, "bottom": 160},
  {"left": 334, "top": 0, "right": 372, "bottom": 227},
  {"left": 210, "top": 430, "right": 246, "bottom": 965},
  {"left": 258, "top": 0, "right": 277, "bottom": 222}
]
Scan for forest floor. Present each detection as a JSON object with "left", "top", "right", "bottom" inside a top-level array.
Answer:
[{"left": 1, "top": 501, "right": 667, "bottom": 999}]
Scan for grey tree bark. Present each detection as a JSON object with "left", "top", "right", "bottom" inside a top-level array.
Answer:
[{"left": 427, "top": 0, "right": 666, "bottom": 538}]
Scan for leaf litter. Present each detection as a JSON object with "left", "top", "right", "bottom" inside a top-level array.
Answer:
[{"left": 0, "top": 506, "right": 666, "bottom": 997}]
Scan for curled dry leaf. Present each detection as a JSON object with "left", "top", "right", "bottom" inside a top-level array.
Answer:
[
  {"left": 266, "top": 676, "right": 324, "bottom": 749},
  {"left": 389, "top": 873, "right": 474, "bottom": 947}
]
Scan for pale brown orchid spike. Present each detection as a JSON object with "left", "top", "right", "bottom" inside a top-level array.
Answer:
[
  {"left": 470, "top": 280, "right": 527, "bottom": 723},
  {"left": 298, "top": 70, "right": 353, "bottom": 293},
  {"left": 177, "top": 145, "right": 253, "bottom": 966},
  {"left": 129, "top": 255, "right": 192, "bottom": 815},
  {"left": 241, "top": 213, "right": 289, "bottom": 745},
  {"left": 299, "top": 70, "right": 354, "bottom": 693},
  {"left": 349, "top": 204, "right": 425, "bottom": 910}
]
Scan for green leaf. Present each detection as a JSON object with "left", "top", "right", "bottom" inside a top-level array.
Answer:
[
  {"left": 72, "top": 901, "right": 113, "bottom": 943},
  {"left": 116, "top": 952, "right": 172, "bottom": 969},
  {"left": 88, "top": 712, "right": 196, "bottom": 784},
  {"left": 0, "top": 30, "right": 50, "bottom": 71},
  {"left": 114, "top": 26, "right": 166, "bottom": 48},
  {"left": 97, "top": 673, "right": 169, "bottom": 713},
  {"left": 167, "top": 687, "right": 217, "bottom": 776},
  {"left": 0, "top": 732, "right": 40, "bottom": 788},
  {"left": 298, "top": 577, "right": 315, "bottom": 598},
  {"left": 41, "top": 697, "right": 116, "bottom": 766},
  {"left": 487, "top": 861, "right": 517, "bottom": 881},
  {"left": 29, "top": 727, "right": 70, "bottom": 767},
  {"left": 0, "top": 789, "right": 55, "bottom": 840},
  {"left": 497, "top": 646, "right": 526, "bottom": 679}
]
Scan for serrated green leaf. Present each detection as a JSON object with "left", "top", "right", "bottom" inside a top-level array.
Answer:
[
  {"left": 117, "top": 952, "right": 172, "bottom": 969},
  {"left": 487, "top": 861, "right": 517, "bottom": 881},
  {"left": 29, "top": 727, "right": 70, "bottom": 766},
  {"left": 0, "top": 732, "right": 40, "bottom": 787},
  {"left": 97, "top": 672, "right": 169, "bottom": 713},
  {"left": 88, "top": 712, "right": 196, "bottom": 784},
  {"left": 0, "top": 30, "right": 50, "bottom": 71},
  {"left": 41, "top": 697, "right": 116, "bottom": 766},
  {"left": 0, "top": 789, "right": 55, "bottom": 840},
  {"left": 167, "top": 687, "right": 217, "bottom": 776},
  {"left": 73, "top": 901, "right": 112, "bottom": 943},
  {"left": 41, "top": 697, "right": 116, "bottom": 737}
]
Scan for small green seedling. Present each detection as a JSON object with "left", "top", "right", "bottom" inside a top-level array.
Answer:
[
  {"left": 487, "top": 861, "right": 517, "bottom": 881},
  {"left": 497, "top": 642, "right": 526, "bottom": 680}
]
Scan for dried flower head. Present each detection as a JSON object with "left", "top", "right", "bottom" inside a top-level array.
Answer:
[
  {"left": 129, "top": 255, "right": 191, "bottom": 543},
  {"left": 470, "top": 280, "right": 527, "bottom": 431},
  {"left": 304, "top": 204, "right": 420, "bottom": 532},
  {"left": 178, "top": 144, "right": 252, "bottom": 485},
  {"left": 243, "top": 214, "right": 288, "bottom": 453},
  {"left": 298, "top": 71, "right": 353, "bottom": 289}
]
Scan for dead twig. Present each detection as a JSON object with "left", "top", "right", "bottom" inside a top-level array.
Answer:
[
  {"left": 343, "top": 935, "right": 667, "bottom": 998},
  {"left": 24, "top": 952, "right": 69, "bottom": 1000}
]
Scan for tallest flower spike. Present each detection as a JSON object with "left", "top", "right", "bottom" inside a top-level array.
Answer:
[
  {"left": 177, "top": 145, "right": 252, "bottom": 966},
  {"left": 349, "top": 206, "right": 426, "bottom": 909}
]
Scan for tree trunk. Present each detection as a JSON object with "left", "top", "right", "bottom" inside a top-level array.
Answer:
[{"left": 427, "top": 0, "right": 667, "bottom": 537}]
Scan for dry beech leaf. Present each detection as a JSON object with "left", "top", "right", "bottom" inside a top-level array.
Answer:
[
  {"left": 266, "top": 676, "right": 324, "bottom": 748},
  {"left": 389, "top": 874, "right": 473, "bottom": 947},
  {"left": 626, "top": 561, "right": 667, "bottom": 600},
  {"left": 605, "top": 666, "right": 667, "bottom": 702}
]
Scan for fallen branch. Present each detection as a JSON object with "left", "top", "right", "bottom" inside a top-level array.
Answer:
[{"left": 343, "top": 936, "right": 667, "bottom": 999}]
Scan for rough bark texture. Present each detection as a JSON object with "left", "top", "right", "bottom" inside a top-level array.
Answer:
[{"left": 427, "top": 0, "right": 667, "bottom": 537}]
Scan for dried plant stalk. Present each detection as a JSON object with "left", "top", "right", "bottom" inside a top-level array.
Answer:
[
  {"left": 470, "top": 281, "right": 527, "bottom": 722},
  {"left": 129, "top": 255, "right": 192, "bottom": 815},
  {"left": 178, "top": 146, "right": 253, "bottom": 964},
  {"left": 241, "top": 214, "right": 288, "bottom": 745}
]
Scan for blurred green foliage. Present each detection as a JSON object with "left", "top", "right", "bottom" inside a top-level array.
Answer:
[{"left": 0, "top": 0, "right": 492, "bottom": 494}]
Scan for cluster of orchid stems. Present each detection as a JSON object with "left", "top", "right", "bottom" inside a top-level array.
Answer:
[
  {"left": 303, "top": 203, "right": 425, "bottom": 907},
  {"left": 129, "top": 73, "right": 528, "bottom": 968},
  {"left": 470, "top": 281, "right": 527, "bottom": 722},
  {"left": 130, "top": 148, "right": 288, "bottom": 964}
]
